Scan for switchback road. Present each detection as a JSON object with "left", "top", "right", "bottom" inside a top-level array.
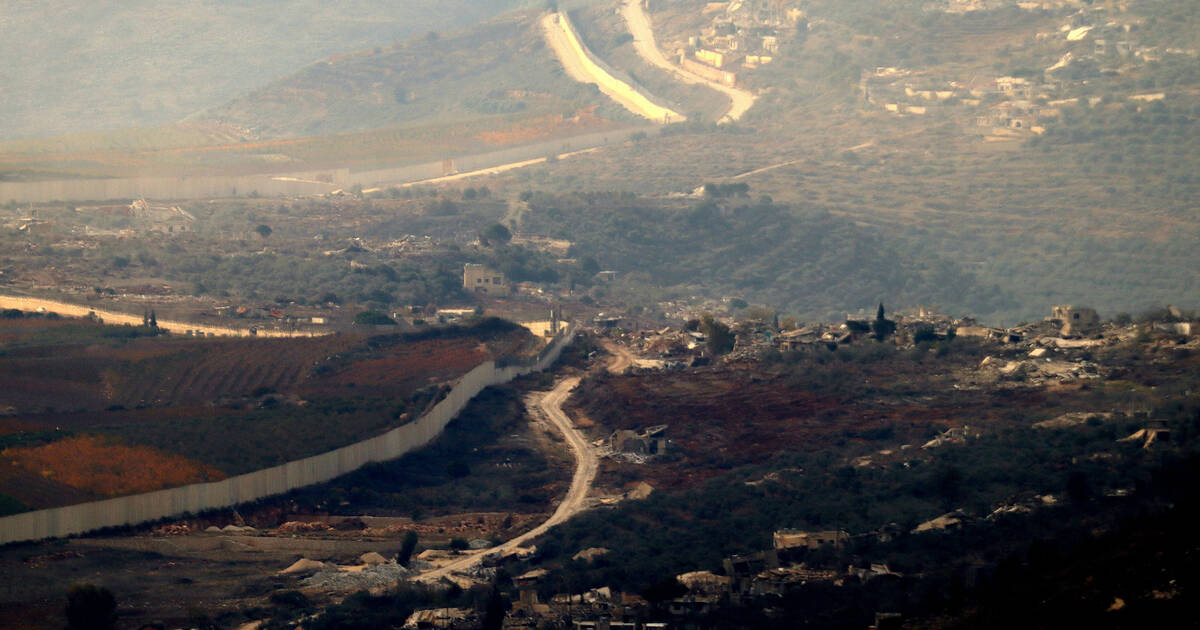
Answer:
[
  {"left": 541, "top": 12, "right": 683, "bottom": 123},
  {"left": 620, "top": 0, "right": 756, "bottom": 123}
]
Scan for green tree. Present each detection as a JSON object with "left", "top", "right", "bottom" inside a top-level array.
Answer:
[
  {"left": 398, "top": 531, "right": 419, "bottom": 566},
  {"left": 254, "top": 224, "right": 273, "bottom": 238},
  {"left": 353, "top": 310, "right": 397, "bottom": 326},
  {"left": 580, "top": 255, "right": 601, "bottom": 276},
  {"left": 447, "top": 461, "right": 471, "bottom": 478},
  {"left": 481, "top": 223, "right": 512, "bottom": 245},
  {"left": 701, "top": 314, "right": 735, "bottom": 356},
  {"left": 483, "top": 585, "right": 507, "bottom": 630},
  {"left": 65, "top": 584, "right": 117, "bottom": 630},
  {"left": 871, "top": 302, "right": 896, "bottom": 341}
]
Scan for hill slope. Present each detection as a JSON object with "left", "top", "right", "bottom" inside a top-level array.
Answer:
[
  {"left": 199, "top": 9, "right": 635, "bottom": 139},
  {"left": 0, "top": 0, "right": 529, "bottom": 140}
]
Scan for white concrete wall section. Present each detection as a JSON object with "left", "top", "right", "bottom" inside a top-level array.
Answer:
[
  {"left": 0, "top": 168, "right": 348, "bottom": 204},
  {"left": 0, "top": 325, "right": 575, "bottom": 545},
  {"left": 543, "top": 12, "right": 684, "bottom": 123}
]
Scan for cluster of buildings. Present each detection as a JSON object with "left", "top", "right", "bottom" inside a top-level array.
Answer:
[
  {"left": 592, "top": 304, "right": 1197, "bottom": 374},
  {"left": 863, "top": 0, "right": 1183, "bottom": 139},
  {"left": 673, "top": 0, "right": 805, "bottom": 86}
]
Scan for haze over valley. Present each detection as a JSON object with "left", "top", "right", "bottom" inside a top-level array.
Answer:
[{"left": 0, "top": 1, "right": 1197, "bottom": 628}]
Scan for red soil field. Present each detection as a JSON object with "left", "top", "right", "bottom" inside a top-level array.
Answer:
[
  {"left": 2, "top": 435, "right": 226, "bottom": 498},
  {"left": 316, "top": 337, "right": 490, "bottom": 396},
  {"left": 569, "top": 362, "right": 1063, "bottom": 491}
]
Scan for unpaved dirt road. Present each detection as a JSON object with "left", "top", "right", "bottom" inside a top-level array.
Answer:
[
  {"left": 602, "top": 340, "right": 637, "bottom": 375},
  {"left": 0, "top": 295, "right": 320, "bottom": 338},
  {"left": 620, "top": 0, "right": 756, "bottom": 123},
  {"left": 541, "top": 12, "right": 683, "bottom": 123},
  {"left": 414, "top": 374, "right": 595, "bottom": 582}
]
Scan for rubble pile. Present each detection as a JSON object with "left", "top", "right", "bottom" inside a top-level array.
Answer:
[
  {"left": 300, "top": 561, "right": 413, "bottom": 590},
  {"left": 151, "top": 524, "right": 191, "bottom": 536},
  {"left": 277, "top": 521, "right": 334, "bottom": 534}
]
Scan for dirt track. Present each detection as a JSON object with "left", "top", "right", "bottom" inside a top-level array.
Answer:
[
  {"left": 0, "top": 295, "right": 320, "bottom": 338},
  {"left": 602, "top": 340, "right": 637, "bottom": 374},
  {"left": 620, "top": 0, "right": 756, "bottom": 123},
  {"left": 414, "top": 374, "right": 594, "bottom": 582}
]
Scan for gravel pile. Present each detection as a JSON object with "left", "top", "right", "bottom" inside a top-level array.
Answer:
[{"left": 301, "top": 561, "right": 414, "bottom": 591}]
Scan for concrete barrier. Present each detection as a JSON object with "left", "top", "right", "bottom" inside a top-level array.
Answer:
[
  {"left": 0, "top": 126, "right": 645, "bottom": 204},
  {"left": 548, "top": 12, "right": 682, "bottom": 123},
  {"left": 0, "top": 168, "right": 348, "bottom": 204},
  {"left": 0, "top": 325, "right": 575, "bottom": 545}
]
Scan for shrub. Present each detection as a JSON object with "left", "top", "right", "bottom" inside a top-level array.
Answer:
[{"left": 66, "top": 584, "right": 117, "bottom": 630}]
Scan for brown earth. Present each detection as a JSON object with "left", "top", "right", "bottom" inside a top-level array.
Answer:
[
  {"left": 567, "top": 353, "right": 1079, "bottom": 491},
  {"left": 3, "top": 435, "right": 226, "bottom": 498}
]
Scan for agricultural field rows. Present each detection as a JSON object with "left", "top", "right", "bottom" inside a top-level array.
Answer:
[{"left": 0, "top": 315, "right": 534, "bottom": 511}]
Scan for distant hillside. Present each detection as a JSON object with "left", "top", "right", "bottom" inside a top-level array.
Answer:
[
  {"left": 0, "top": 0, "right": 529, "bottom": 140},
  {"left": 199, "top": 9, "right": 634, "bottom": 139},
  {"left": 512, "top": 0, "right": 1199, "bottom": 322},
  {"left": 519, "top": 192, "right": 1017, "bottom": 320}
]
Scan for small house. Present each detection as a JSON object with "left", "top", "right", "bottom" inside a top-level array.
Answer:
[{"left": 463, "top": 263, "right": 506, "bottom": 295}]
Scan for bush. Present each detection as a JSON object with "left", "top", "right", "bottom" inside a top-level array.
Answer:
[
  {"left": 353, "top": 311, "right": 397, "bottom": 326},
  {"left": 66, "top": 584, "right": 117, "bottom": 630}
]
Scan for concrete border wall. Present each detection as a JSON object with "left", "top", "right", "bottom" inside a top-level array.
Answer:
[
  {"left": 0, "top": 127, "right": 647, "bottom": 204},
  {"left": 348, "top": 127, "right": 641, "bottom": 190},
  {"left": 0, "top": 325, "right": 575, "bottom": 545},
  {"left": 553, "top": 12, "right": 683, "bottom": 123},
  {"left": 0, "top": 169, "right": 348, "bottom": 205}
]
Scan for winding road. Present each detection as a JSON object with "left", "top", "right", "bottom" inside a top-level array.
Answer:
[
  {"left": 619, "top": 0, "right": 757, "bottom": 123},
  {"left": 541, "top": 12, "right": 683, "bottom": 123},
  {"left": 414, "top": 374, "right": 596, "bottom": 582}
]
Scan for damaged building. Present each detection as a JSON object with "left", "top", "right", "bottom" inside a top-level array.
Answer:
[
  {"left": 607, "top": 425, "right": 669, "bottom": 457},
  {"left": 1051, "top": 305, "right": 1100, "bottom": 337}
]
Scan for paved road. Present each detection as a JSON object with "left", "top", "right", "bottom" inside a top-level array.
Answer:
[
  {"left": 414, "top": 375, "right": 595, "bottom": 582},
  {"left": 541, "top": 12, "right": 683, "bottom": 123},
  {"left": 619, "top": 0, "right": 756, "bottom": 123}
]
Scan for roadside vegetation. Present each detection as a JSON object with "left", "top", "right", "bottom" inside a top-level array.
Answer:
[{"left": 283, "top": 385, "right": 570, "bottom": 519}]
